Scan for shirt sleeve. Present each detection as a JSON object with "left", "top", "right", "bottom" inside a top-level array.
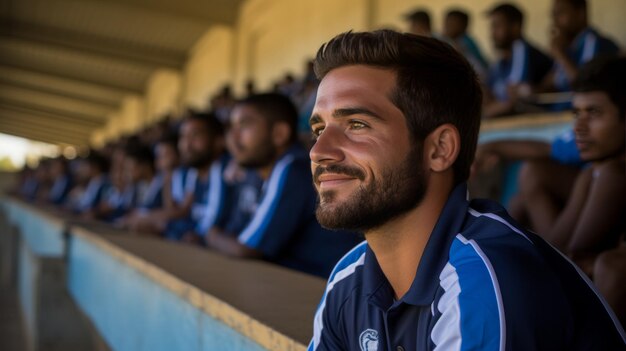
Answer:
[
  {"left": 237, "top": 156, "right": 311, "bottom": 257},
  {"left": 550, "top": 129, "right": 583, "bottom": 165}
]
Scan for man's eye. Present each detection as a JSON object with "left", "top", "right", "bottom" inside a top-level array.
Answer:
[
  {"left": 349, "top": 121, "right": 367, "bottom": 130},
  {"left": 311, "top": 127, "right": 324, "bottom": 139}
]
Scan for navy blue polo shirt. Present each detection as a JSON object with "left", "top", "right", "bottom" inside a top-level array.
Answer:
[
  {"left": 488, "top": 39, "right": 552, "bottom": 101},
  {"left": 553, "top": 27, "right": 619, "bottom": 92},
  {"left": 222, "top": 169, "right": 264, "bottom": 235},
  {"left": 236, "top": 144, "right": 363, "bottom": 277},
  {"left": 309, "top": 184, "right": 625, "bottom": 350}
]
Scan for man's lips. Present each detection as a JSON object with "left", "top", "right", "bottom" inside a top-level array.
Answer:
[{"left": 316, "top": 173, "right": 358, "bottom": 187}]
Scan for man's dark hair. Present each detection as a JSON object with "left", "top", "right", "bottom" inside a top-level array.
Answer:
[
  {"left": 86, "top": 151, "right": 110, "bottom": 174},
  {"left": 488, "top": 3, "right": 524, "bottom": 26},
  {"left": 125, "top": 144, "right": 155, "bottom": 171},
  {"left": 158, "top": 130, "right": 179, "bottom": 153},
  {"left": 314, "top": 29, "right": 482, "bottom": 184},
  {"left": 182, "top": 111, "right": 225, "bottom": 140},
  {"left": 236, "top": 93, "right": 299, "bottom": 144},
  {"left": 446, "top": 9, "right": 470, "bottom": 29},
  {"left": 573, "top": 56, "right": 626, "bottom": 118},
  {"left": 405, "top": 9, "right": 431, "bottom": 27},
  {"left": 564, "top": 0, "right": 587, "bottom": 10}
]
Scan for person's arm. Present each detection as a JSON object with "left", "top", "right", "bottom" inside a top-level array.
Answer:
[
  {"left": 565, "top": 163, "right": 625, "bottom": 261},
  {"left": 546, "top": 167, "right": 593, "bottom": 250},
  {"left": 206, "top": 227, "right": 262, "bottom": 258},
  {"left": 550, "top": 30, "right": 578, "bottom": 84}
]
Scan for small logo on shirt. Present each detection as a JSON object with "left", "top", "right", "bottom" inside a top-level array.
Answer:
[{"left": 359, "top": 329, "right": 379, "bottom": 351}]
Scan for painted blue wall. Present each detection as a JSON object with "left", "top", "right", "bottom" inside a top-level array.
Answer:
[{"left": 67, "top": 234, "right": 268, "bottom": 351}]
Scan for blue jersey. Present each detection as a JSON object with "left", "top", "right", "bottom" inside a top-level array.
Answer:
[
  {"left": 309, "top": 184, "right": 625, "bottom": 350},
  {"left": 48, "top": 175, "right": 72, "bottom": 205},
  {"left": 489, "top": 39, "right": 553, "bottom": 101},
  {"left": 550, "top": 129, "right": 584, "bottom": 166},
  {"left": 75, "top": 175, "right": 109, "bottom": 213},
  {"left": 165, "top": 155, "right": 231, "bottom": 240},
  {"left": 222, "top": 169, "right": 265, "bottom": 235},
  {"left": 236, "top": 145, "right": 363, "bottom": 277},
  {"left": 101, "top": 183, "right": 136, "bottom": 221},
  {"left": 553, "top": 27, "right": 620, "bottom": 92},
  {"left": 135, "top": 174, "right": 164, "bottom": 211}
]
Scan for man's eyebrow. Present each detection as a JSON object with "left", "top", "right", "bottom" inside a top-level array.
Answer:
[
  {"left": 332, "top": 107, "right": 383, "bottom": 121},
  {"left": 309, "top": 107, "right": 384, "bottom": 127}
]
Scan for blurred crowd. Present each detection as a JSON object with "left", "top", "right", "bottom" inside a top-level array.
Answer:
[{"left": 10, "top": 0, "right": 626, "bottom": 324}]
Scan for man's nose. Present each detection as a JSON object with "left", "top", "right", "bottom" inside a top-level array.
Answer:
[{"left": 310, "top": 125, "right": 345, "bottom": 165}]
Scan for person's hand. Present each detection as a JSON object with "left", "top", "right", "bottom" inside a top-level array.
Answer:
[
  {"left": 223, "top": 159, "right": 246, "bottom": 184},
  {"left": 180, "top": 231, "right": 203, "bottom": 245},
  {"left": 550, "top": 27, "right": 569, "bottom": 60}
]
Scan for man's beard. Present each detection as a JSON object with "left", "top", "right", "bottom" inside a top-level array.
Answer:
[
  {"left": 315, "top": 145, "right": 427, "bottom": 232},
  {"left": 184, "top": 152, "right": 213, "bottom": 169},
  {"left": 235, "top": 136, "right": 276, "bottom": 169}
]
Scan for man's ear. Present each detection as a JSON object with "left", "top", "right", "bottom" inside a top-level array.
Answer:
[
  {"left": 424, "top": 123, "right": 460, "bottom": 173},
  {"left": 272, "top": 121, "right": 291, "bottom": 147}
]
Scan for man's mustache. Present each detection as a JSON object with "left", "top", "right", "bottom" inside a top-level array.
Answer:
[{"left": 313, "top": 164, "right": 366, "bottom": 184}]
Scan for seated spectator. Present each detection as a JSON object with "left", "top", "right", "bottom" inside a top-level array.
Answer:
[
  {"left": 404, "top": 8, "right": 433, "bottom": 37},
  {"left": 542, "top": 57, "right": 625, "bottom": 274},
  {"left": 47, "top": 157, "right": 73, "bottom": 205},
  {"left": 124, "top": 144, "right": 162, "bottom": 211},
  {"left": 205, "top": 93, "right": 362, "bottom": 277},
  {"left": 442, "top": 8, "right": 489, "bottom": 79},
  {"left": 118, "top": 132, "right": 180, "bottom": 233},
  {"left": 541, "top": 0, "right": 620, "bottom": 96},
  {"left": 96, "top": 157, "right": 134, "bottom": 222},
  {"left": 73, "top": 152, "right": 110, "bottom": 216},
  {"left": 483, "top": 3, "right": 553, "bottom": 118},
  {"left": 163, "top": 112, "right": 231, "bottom": 241}
]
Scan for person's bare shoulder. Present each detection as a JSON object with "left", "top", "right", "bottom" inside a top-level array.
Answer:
[{"left": 593, "top": 159, "right": 626, "bottom": 180}]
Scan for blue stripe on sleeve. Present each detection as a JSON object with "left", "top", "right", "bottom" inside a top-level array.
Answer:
[{"left": 432, "top": 234, "right": 504, "bottom": 351}]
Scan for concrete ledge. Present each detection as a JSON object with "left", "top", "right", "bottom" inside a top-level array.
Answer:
[{"left": 67, "top": 225, "right": 325, "bottom": 351}]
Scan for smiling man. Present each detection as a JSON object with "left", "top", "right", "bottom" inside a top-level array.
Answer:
[{"left": 307, "top": 30, "right": 625, "bottom": 351}]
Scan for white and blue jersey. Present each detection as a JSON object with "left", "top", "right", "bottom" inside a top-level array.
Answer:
[
  {"left": 222, "top": 169, "right": 265, "bottom": 235},
  {"left": 553, "top": 27, "right": 619, "bottom": 92},
  {"left": 134, "top": 175, "right": 164, "bottom": 211},
  {"left": 309, "top": 184, "right": 625, "bottom": 350},
  {"left": 74, "top": 175, "right": 109, "bottom": 213},
  {"left": 165, "top": 155, "right": 231, "bottom": 240},
  {"left": 48, "top": 175, "right": 72, "bottom": 205},
  {"left": 101, "top": 183, "right": 136, "bottom": 221},
  {"left": 488, "top": 39, "right": 552, "bottom": 101},
  {"left": 236, "top": 145, "right": 363, "bottom": 277}
]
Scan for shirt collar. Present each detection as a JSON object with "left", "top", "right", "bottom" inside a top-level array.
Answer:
[{"left": 362, "top": 183, "right": 470, "bottom": 309}]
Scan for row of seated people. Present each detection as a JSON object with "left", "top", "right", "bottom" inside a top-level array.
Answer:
[
  {"left": 405, "top": 0, "right": 621, "bottom": 118},
  {"left": 472, "top": 55, "right": 626, "bottom": 326},
  {"left": 16, "top": 93, "right": 363, "bottom": 279}
]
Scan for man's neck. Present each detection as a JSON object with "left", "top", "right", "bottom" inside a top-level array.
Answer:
[
  {"left": 365, "top": 180, "right": 452, "bottom": 300},
  {"left": 195, "top": 163, "right": 211, "bottom": 179}
]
